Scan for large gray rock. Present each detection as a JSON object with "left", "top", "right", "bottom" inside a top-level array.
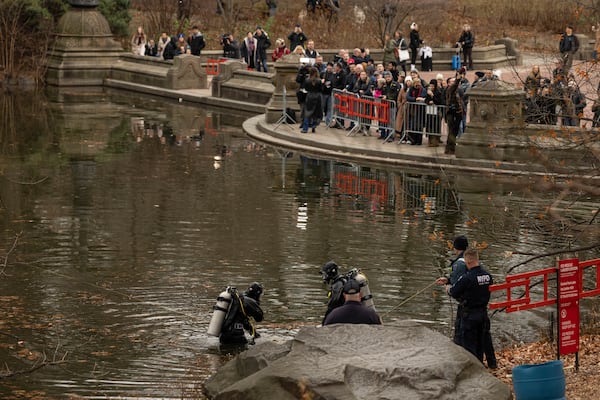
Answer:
[{"left": 204, "top": 321, "right": 511, "bottom": 400}]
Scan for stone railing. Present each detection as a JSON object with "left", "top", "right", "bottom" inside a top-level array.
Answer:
[
  {"left": 210, "top": 60, "right": 275, "bottom": 105},
  {"left": 110, "top": 54, "right": 207, "bottom": 90}
]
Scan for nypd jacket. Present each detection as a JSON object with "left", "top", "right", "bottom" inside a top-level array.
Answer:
[{"left": 448, "top": 265, "right": 492, "bottom": 311}]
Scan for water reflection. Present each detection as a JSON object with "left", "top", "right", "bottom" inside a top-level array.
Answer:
[{"left": 0, "top": 89, "right": 598, "bottom": 398}]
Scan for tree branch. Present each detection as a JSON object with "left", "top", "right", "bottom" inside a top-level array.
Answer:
[
  {"left": 1, "top": 231, "right": 21, "bottom": 276},
  {"left": 505, "top": 242, "right": 600, "bottom": 275}
]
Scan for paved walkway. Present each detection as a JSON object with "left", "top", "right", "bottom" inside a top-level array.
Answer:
[{"left": 110, "top": 52, "right": 593, "bottom": 177}]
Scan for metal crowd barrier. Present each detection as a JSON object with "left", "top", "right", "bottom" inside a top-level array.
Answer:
[
  {"left": 206, "top": 58, "right": 227, "bottom": 76},
  {"left": 330, "top": 89, "right": 397, "bottom": 138},
  {"left": 400, "top": 102, "right": 447, "bottom": 143},
  {"left": 331, "top": 89, "right": 360, "bottom": 131}
]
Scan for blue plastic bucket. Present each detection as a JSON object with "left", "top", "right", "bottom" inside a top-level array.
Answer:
[{"left": 512, "top": 360, "right": 566, "bottom": 400}]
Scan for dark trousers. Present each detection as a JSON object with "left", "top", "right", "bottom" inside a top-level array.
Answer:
[
  {"left": 446, "top": 111, "right": 461, "bottom": 153},
  {"left": 483, "top": 315, "right": 497, "bottom": 367},
  {"left": 455, "top": 307, "right": 486, "bottom": 362},
  {"left": 463, "top": 46, "right": 473, "bottom": 69}
]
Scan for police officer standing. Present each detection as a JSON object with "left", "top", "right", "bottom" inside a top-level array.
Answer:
[
  {"left": 219, "top": 282, "right": 264, "bottom": 346},
  {"left": 436, "top": 236, "right": 497, "bottom": 368},
  {"left": 446, "top": 249, "right": 492, "bottom": 362}
]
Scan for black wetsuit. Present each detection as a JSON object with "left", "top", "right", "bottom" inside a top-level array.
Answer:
[{"left": 219, "top": 292, "right": 263, "bottom": 345}]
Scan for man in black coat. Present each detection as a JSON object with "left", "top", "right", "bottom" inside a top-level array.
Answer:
[
  {"left": 187, "top": 26, "right": 206, "bottom": 56},
  {"left": 254, "top": 26, "right": 271, "bottom": 73},
  {"left": 457, "top": 24, "right": 475, "bottom": 70},
  {"left": 447, "top": 248, "right": 492, "bottom": 362},
  {"left": 559, "top": 25, "right": 579, "bottom": 73},
  {"left": 288, "top": 23, "right": 308, "bottom": 51}
]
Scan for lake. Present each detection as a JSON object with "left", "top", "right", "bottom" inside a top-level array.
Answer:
[{"left": 0, "top": 88, "right": 598, "bottom": 399}]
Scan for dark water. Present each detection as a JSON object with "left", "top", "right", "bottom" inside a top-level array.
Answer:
[{"left": 0, "top": 88, "right": 598, "bottom": 399}]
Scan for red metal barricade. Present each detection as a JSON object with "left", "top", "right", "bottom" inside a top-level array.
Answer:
[
  {"left": 206, "top": 58, "right": 227, "bottom": 76},
  {"left": 489, "top": 258, "right": 600, "bottom": 312},
  {"left": 330, "top": 90, "right": 396, "bottom": 136}
]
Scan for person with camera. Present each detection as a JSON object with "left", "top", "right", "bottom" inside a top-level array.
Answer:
[
  {"left": 288, "top": 23, "right": 308, "bottom": 51},
  {"left": 221, "top": 33, "right": 240, "bottom": 59}
]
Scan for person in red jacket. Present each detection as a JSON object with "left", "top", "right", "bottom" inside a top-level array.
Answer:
[{"left": 272, "top": 38, "right": 290, "bottom": 62}]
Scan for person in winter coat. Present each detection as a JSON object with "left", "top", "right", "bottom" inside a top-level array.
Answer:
[
  {"left": 406, "top": 77, "right": 427, "bottom": 144},
  {"left": 221, "top": 33, "right": 240, "bottom": 59},
  {"left": 395, "top": 76, "right": 412, "bottom": 141},
  {"left": 409, "top": 22, "right": 423, "bottom": 71},
  {"left": 254, "top": 26, "right": 271, "bottom": 72},
  {"left": 559, "top": 25, "right": 579, "bottom": 73},
  {"left": 187, "top": 26, "right": 206, "bottom": 56},
  {"left": 241, "top": 31, "right": 258, "bottom": 69},
  {"left": 272, "top": 38, "right": 290, "bottom": 62},
  {"left": 300, "top": 67, "right": 323, "bottom": 133},
  {"left": 457, "top": 24, "right": 475, "bottom": 70},
  {"left": 382, "top": 33, "right": 398, "bottom": 65},
  {"left": 424, "top": 78, "right": 445, "bottom": 146},
  {"left": 288, "top": 23, "right": 308, "bottom": 51},
  {"left": 445, "top": 77, "right": 463, "bottom": 154},
  {"left": 131, "top": 26, "right": 147, "bottom": 55}
]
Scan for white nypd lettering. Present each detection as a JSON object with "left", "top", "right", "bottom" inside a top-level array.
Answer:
[{"left": 477, "top": 275, "right": 490, "bottom": 285}]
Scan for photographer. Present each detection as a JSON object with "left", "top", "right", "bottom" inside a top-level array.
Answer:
[{"left": 221, "top": 33, "right": 240, "bottom": 59}]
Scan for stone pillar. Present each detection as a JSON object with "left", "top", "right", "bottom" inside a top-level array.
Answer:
[
  {"left": 456, "top": 79, "right": 526, "bottom": 161},
  {"left": 265, "top": 54, "right": 303, "bottom": 124},
  {"left": 46, "top": 0, "right": 124, "bottom": 86}
]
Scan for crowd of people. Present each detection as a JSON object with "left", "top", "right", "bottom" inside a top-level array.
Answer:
[{"left": 130, "top": 21, "right": 598, "bottom": 154}]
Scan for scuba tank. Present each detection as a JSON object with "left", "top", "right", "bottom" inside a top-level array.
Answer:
[
  {"left": 348, "top": 268, "right": 375, "bottom": 310},
  {"left": 207, "top": 286, "right": 234, "bottom": 337}
]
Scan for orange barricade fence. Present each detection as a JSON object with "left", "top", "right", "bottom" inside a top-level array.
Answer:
[
  {"left": 330, "top": 89, "right": 396, "bottom": 137},
  {"left": 206, "top": 58, "right": 227, "bottom": 76},
  {"left": 331, "top": 89, "right": 359, "bottom": 129},
  {"left": 489, "top": 257, "right": 600, "bottom": 313}
]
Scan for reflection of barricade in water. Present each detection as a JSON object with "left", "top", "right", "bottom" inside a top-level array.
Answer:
[
  {"left": 401, "top": 102, "right": 447, "bottom": 143},
  {"left": 330, "top": 89, "right": 396, "bottom": 139},
  {"left": 332, "top": 163, "right": 393, "bottom": 205},
  {"left": 331, "top": 163, "right": 458, "bottom": 213}
]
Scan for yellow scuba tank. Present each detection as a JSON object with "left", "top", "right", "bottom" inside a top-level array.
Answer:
[
  {"left": 207, "top": 287, "right": 233, "bottom": 336},
  {"left": 353, "top": 270, "right": 375, "bottom": 310}
]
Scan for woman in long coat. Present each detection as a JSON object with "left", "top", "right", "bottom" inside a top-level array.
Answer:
[
  {"left": 395, "top": 76, "right": 412, "bottom": 141},
  {"left": 301, "top": 67, "right": 323, "bottom": 133}
]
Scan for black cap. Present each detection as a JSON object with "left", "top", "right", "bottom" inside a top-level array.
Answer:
[
  {"left": 475, "top": 71, "right": 485, "bottom": 78},
  {"left": 453, "top": 235, "right": 469, "bottom": 251},
  {"left": 343, "top": 279, "right": 361, "bottom": 294}
]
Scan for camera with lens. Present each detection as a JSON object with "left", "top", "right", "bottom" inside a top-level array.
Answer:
[{"left": 220, "top": 33, "right": 230, "bottom": 46}]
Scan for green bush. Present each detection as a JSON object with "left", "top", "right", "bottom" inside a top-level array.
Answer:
[{"left": 98, "top": 0, "right": 131, "bottom": 38}]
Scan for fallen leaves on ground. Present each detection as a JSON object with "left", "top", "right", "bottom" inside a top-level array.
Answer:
[{"left": 491, "top": 334, "right": 600, "bottom": 400}]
